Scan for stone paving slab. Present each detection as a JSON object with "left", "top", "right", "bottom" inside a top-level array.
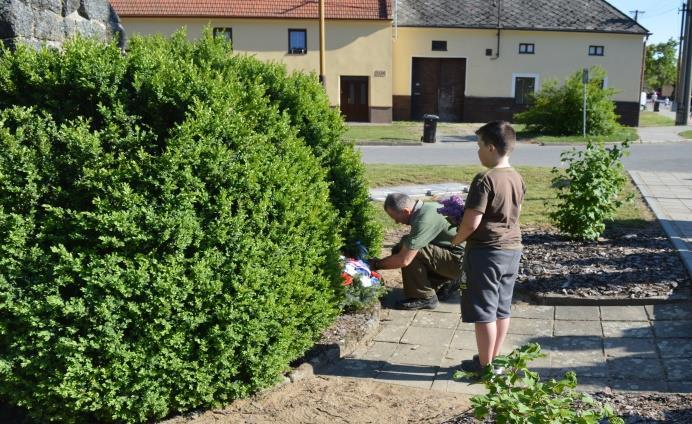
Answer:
[
  {"left": 656, "top": 338, "right": 692, "bottom": 357},
  {"left": 359, "top": 341, "right": 399, "bottom": 362},
  {"left": 600, "top": 306, "right": 649, "bottom": 321},
  {"left": 507, "top": 317, "right": 553, "bottom": 336},
  {"left": 375, "top": 363, "right": 437, "bottom": 389},
  {"left": 554, "top": 320, "right": 603, "bottom": 337},
  {"left": 646, "top": 304, "right": 692, "bottom": 320},
  {"left": 607, "top": 357, "right": 665, "bottom": 380},
  {"left": 400, "top": 326, "right": 455, "bottom": 346},
  {"left": 373, "top": 324, "right": 407, "bottom": 343},
  {"left": 511, "top": 304, "right": 554, "bottom": 320},
  {"left": 604, "top": 338, "right": 658, "bottom": 359},
  {"left": 652, "top": 320, "right": 692, "bottom": 338},
  {"left": 664, "top": 358, "right": 692, "bottom": 381},
  {"left": 555, "top": 306, "right": 601, "bottom": 321},
  {"left": 390, "top": 343, "right": 448, "bottom": 366},
  {"left": 601, "top": 321, "right": 653, "bottom": 338},
  {"left": 412, "top": 311, "right": 459, "bottom": 329}
]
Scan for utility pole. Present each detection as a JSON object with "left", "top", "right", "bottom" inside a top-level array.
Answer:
[
  {"left": 630, "top": 10, "right": 645, "bottom": 22},
  {"left": 676, "top": 2, "right": 692, "bottom": 125},
  {"left": 319, "top": 0, "right": 326, "bottom": 87},
  {"left": 675, "top": 3, "right": 687, "bottom": 111}
]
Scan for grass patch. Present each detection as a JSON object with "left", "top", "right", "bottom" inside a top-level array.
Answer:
[
  {"left": 365, "top": 164, "right": 653, "bottom": 230},
  {"left": 679, "top": 130, "right": 692, "bottom": 139},
  {"left": 640, "top": 111, "right": 675, "bottom": 127},
  {"left": 639, "top": 111, "right": 675, "bottom": 127},
  {"left": 516, "top": 126, "right": 639, "bottom": 144},
  {"left": 343, "top": 122, "right": 421, "bottom": 143}
]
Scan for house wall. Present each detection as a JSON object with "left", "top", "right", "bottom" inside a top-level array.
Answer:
[
  {"left": 121, "top": 18, "right": 393, "bottom": 122},
  {"left": 392, "top": 27, "right": 645, "bottom": 125}
]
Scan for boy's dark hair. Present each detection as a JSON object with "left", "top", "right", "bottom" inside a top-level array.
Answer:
[{"left": 475, "top": 120, "right": 516, "bottom": 156}]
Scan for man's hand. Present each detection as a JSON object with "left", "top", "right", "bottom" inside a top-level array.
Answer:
[
  {"left": 375, "top": 247, "right": 418, "bottom": 270},
  {"left": 368, "top": 258, "right": 382, "bottom": 270}
]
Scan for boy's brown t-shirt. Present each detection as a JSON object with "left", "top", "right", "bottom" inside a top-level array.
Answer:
[{"left": 465, "top": 167, "right": 525, "bottom": 250}]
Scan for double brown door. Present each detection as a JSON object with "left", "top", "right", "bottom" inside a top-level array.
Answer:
[
  {"left": 411, "top": 57, "right": 466, "bottom": 121},
  {"left": 340, "top": 76, "right": 369, "bottom": 122}
]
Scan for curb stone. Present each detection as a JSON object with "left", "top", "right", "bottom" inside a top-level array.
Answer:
[{"left": 515, "top": 286, "right": 692, "bottom": 306}]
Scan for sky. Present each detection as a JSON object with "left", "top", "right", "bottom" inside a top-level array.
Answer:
[{"left": 608, "top": 0, "right": 683, "bottom": 45}]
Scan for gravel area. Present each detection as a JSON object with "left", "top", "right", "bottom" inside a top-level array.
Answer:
[{"left": 517, "top": 224, "right": 691, "bottom": 299}]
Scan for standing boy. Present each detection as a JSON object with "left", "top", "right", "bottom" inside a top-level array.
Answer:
[{"left": 452, "top": 120, "right": 525, "bottom": 373}]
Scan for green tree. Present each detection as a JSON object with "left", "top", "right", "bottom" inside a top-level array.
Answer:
[{"left": 645, "top": 38, "right": 678, "bottom": 90}]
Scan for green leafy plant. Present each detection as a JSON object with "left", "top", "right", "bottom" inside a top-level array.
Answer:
[
  {"left": 454, "top": 343, "right": 624, "bottom": 424},
  {"left": 515, "top": 67, "right": 621, "bottom": 136},
  {"left": 550, "top": 140, "right": 632, "bottom": 240},
  {"left": 0, "top": 30, "right": 376, "bottom": 423},
  {"left": 341, "top": 276, "right": 387, "bottom": 311}
]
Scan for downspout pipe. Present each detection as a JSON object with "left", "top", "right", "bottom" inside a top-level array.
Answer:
[{"left": 493, "top": 0, "right": 502, "bottom": 59}]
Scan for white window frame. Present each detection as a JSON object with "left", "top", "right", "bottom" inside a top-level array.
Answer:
[{"left": 511, "top": 73, "right": 540, "bottom": 98}]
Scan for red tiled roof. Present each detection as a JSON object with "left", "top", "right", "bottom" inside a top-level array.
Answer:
[{"left": 110, "top": 1, "right": 392, "bottom": 20}]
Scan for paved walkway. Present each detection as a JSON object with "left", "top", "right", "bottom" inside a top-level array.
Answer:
[
  {"left": 630, "top": 171, "right": 692, "bottom": 278},
  {"left": 319, "top": 295, "right": 692, "bottom": 394},
  {"left": 336, "top": 174, "right": 692, "bottom": 395}
]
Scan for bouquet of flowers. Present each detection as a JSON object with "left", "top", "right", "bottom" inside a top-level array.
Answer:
[
  {"left": 437, "top": 195, "right": 465, "bottom": 225},
  {"left": 340, "top": 242, "right": 386, "bottom": 311}
]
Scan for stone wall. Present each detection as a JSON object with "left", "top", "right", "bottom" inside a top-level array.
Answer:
[{"left": 0, "top": 0, "right": 124, "bottom": 49}]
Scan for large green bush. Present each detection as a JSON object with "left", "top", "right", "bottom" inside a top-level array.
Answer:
[
  {"left": 515, "top": 67, "right": 620, "bottom": 136},
  {"left": 0, "top": 32, "right": 359, "bottom": 423}
]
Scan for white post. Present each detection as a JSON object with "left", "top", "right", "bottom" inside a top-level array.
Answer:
[{"left": 582, "top": 68, "right": 589, "bottom": 137}]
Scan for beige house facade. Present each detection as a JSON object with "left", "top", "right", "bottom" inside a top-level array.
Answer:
[{"left": 111, "top": 0, "right": 648, "bottom": 126}]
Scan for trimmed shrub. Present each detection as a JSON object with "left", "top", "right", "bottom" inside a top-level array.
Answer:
[
  {"left": 226, "top": 57, "right": 382, "bottom": 256},
  {"left": 0, "top": 32, "right": 349, "bottom": 423},
  {"left": 515, "top": 67, "right": 621, "bottom": 136}
]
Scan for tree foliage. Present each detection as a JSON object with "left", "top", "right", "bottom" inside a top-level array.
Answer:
[{"left": 645, "top": 38, "right": 678, "bottom": 91}]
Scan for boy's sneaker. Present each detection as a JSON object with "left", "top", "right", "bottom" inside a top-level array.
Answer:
[
  {"left": 462, "top": 355, "right": 505, "bottom": 375},
  {"left": 397, "top": 295, "right": 438, "bottom": 310},
  {"left": 460, "top": 355, "right": 483, "bottom": 373}
]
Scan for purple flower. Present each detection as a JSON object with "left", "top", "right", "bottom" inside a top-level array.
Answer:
[{"left": 437, "top": 195, "right": 465, "bottom": 225}]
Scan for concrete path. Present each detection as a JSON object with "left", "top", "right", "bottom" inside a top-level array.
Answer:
[
  {"left": 630, "top": 171, "right": 692, "bottom": 279},
  {"left": 318, "top": 293, "right": 692, "bottom": 394},
  {"left": 330, "top": 172, "right": 692, "bottom": 396}
]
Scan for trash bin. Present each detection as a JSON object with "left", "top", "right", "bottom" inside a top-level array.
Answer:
[
  {"left": 654, "top": 100, "right": 660, "bottom": 112},
  {"left": 422, "top": 114, "right": 439, "bottom": 143}
]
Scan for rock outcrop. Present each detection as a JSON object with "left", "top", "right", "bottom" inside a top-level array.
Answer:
[{"left": 0, "top": 0, "right": 124, "bottom": 49}]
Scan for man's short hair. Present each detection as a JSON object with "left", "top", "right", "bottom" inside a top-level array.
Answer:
[
  {"left": 384, "top": 193, "right": 414, "bottom": 212},
  {"left": 475, "top": 120, "right": 516, "bottom": 156}
]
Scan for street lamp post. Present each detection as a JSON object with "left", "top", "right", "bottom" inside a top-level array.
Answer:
[{"left": 319, "top": 0, "right": 326, "bottom": 86}]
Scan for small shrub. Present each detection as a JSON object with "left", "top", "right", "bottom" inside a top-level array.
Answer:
[
  {"left": 515, "top": 67, "right": 620, "bottom": 136},
  {"left": 454, "top": 343, "right": 624, "bottom": 424},
  {"left": 550, "top": 140, "right": 632, "bottom": 240}
]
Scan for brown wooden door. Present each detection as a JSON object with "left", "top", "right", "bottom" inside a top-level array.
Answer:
[
  {"left": 340, "top": 76, "right": 369, "bottom": 122},
  {"left": 411, "top": 58, "right": 466, "bottom": 121}
]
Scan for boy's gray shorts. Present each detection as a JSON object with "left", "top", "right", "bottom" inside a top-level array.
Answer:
[{"left": 460, "top": 248, "right": 522, "bottom": 323}]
